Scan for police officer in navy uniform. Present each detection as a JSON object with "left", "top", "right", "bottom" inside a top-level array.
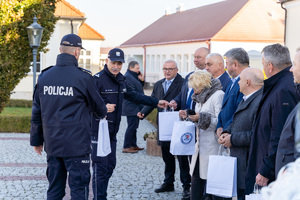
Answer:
[
  {"left": 91, "top": 48, "right": 169, "bottom": 200},
  {"left": 30, "top": 34, "right": 108, "bottom": 200}
]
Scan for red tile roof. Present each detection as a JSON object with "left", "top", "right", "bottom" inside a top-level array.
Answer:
[
  {"left": 55, "top": 0, "right": 85, "bottom": 18},
  {"left": 79, "top": 23, "right": 105, "bottom": 40},
  {"left": 121, "top": 0, "right": 284, "bottom": 47}
]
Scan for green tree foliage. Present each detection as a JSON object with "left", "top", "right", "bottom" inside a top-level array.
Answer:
[{"left": 0, "top": 0, "right": 59, "bottom": 113}]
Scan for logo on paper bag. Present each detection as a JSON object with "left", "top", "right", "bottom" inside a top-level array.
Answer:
[{"left": 181, "top": 133, "right": 193, "bottom": 144}]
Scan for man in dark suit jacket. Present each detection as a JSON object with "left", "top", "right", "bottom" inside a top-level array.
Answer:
[
  {"left": 219, "top": 68, "right": 264, "bottom": 200},
  {"left": 171, "top": 47, "right": 210, "bottom": 110},
  {"left": 216, "top": 48, "right": 249, "bottom": 138},
  {"left": 138, "top": 60, "right": 191, "bottom": 200},
  {"left": 205, "top": 53, "right": 231, "bottom": 92},
  {"left": 245, "top": 44, "right": 298, "bottom": 194},
  {"left": 122, "top": 61, "right": 145, "bottom": 153}
]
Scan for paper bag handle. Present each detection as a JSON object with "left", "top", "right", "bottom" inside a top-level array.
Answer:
[
  {"left": 218, "top": 145, "right": 230, "bottom": 156},
  {"left": 253, "top": 183, "right": 262, "bottom": 194}
]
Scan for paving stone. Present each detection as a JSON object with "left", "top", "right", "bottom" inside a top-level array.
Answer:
[{"left": 0, "top": 117, "right": 185, "bottom": 199}]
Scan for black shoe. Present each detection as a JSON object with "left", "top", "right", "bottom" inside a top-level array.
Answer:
[
  {"left": 182, "top": 186, "right": 190, "bottom": 200},
  {"left": 154, "top": 183, "right": 174, "bottom": 193}
]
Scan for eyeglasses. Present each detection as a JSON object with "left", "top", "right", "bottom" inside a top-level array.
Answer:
[{"left": 162, "top": 68, "right": 176, "bottom": 71}]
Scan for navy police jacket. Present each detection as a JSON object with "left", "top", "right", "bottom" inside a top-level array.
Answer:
[
  {"left": 92, "top": 64, "right": 159, "bottom": 139},
  {"left": 122, "top": 69, "right": 145, "bottom": 116},
  {"left": 30, "top": 53, "right": 107, "bottom": 157}
]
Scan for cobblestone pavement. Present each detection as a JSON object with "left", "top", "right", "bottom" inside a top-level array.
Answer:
[{"left": 0, "top": 117, "right": 184, "bottom": 200}]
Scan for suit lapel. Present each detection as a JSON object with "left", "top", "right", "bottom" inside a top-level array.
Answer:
[
  {"left": 235, "top": 88, "right": 262, "bottom": 113},
  {"left": 222, "top": 77, "right": 240, "bottom": 107}
]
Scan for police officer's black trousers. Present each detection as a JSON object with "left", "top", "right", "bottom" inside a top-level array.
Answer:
[
  {"left": 46, "top": 155, "right": 90, "bottom": 200},
  {"left": 91, "top": 137, "right": 117, "bottom": 200}
]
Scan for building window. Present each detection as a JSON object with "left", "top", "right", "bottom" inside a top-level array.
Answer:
[
  {"left": 183, "top": 54, "right": 189, "bottom": 73},
  {"left": 156, "top": 55, "right": 161, "bottom": 73},
  {"left": 79, "top": 49, "right": 92, "bottom": 71},
  {"left": 177, "top": 54, "right": 182, "bottom": 72}
]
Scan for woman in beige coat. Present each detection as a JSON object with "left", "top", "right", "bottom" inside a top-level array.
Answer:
[{"left": 179, "top": 71, "right": 224, "bottom": 200}]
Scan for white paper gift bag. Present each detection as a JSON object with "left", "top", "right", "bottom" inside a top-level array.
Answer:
[
  {"left": 158, "top": 111, "right": 180, "bottom": 141},
  {"left": 170, "top": 121, "right": 195, "bottom": 155},
  {"left": 97, "top": 119, "right": 111, "bottom": 157},
  {"left": 206, "top": 146, "right": 237, "bottom": 198}
]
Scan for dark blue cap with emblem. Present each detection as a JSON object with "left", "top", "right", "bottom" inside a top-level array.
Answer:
[
  {"left": 60, "top": 34, "right": 85, "bottom": 50},
  {"left": 108, "top": 48, "right": 125, "bottom": 63}
]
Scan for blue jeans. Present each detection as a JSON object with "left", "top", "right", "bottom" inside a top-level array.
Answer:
[{"left": 46, "top": 154, "right": 90, "bottom": 200}]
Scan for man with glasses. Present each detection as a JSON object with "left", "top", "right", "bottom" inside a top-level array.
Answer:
[{"left": 138, "top": 60, "right": 191, "bottom": 200}]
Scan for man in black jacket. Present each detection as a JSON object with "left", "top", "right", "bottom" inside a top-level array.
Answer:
[
  {"left": 91, "top": 48, "right": 168, "bottom": 200},
  {"left": 122, "top": 61, "right": 145, "bottom": 153},
  {"left": 275, "top": 47, "right": 300, "bottom": 176},
  {"left": 30, "top": 34, "right": 108, "bottom": 200},
  {"left": 138, "top": 60, "right": 191, "bottom": 200},
  {"left": 245, "top": 43, "right": 298, "bottom": 194}
]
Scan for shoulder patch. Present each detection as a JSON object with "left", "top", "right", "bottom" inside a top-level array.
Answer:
[
  {"left": 78, "top": 67, "right": 92, "bottom": 75},
  {"left": 41, "top": 66, "right": 54, "bottom": 73}
]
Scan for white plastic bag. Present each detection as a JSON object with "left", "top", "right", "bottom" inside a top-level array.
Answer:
[
  {"left": 206, "top": 145, "right": 237, "bottom": 198},
  {"left": 158, "top": 111, "right": 180, "bottom": 141},
  {"left": 97, "top": 119, "right": 111, "bottom": 157},
  {"left": 170, "top": 121, "right": 195, "bottom": 155}
]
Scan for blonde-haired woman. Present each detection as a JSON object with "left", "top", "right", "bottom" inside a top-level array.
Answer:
[{"left": 179, "top": 70, "right": 224, "bottom": 200}]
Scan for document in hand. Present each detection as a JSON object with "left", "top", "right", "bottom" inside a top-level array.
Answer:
[{"left": 158, "top": 111, "right": 180, "bottom": 141}]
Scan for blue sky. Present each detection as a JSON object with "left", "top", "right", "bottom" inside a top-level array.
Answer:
[{"left": 68, "top": 0, "right": 223, "bottom": 47}]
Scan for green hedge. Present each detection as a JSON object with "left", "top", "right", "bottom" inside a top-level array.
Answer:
[
  {"left": 145, "top": 109, "right": 158, "bottom": 128},
  {"left": 6, "top": 99, "right": 32, "bottom": 108},
  {"left": 0, "top": 115, "right": 31, "bottom": 133}
]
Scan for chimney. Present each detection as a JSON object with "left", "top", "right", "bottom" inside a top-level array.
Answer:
[
  {"left": 176, "top": 3, "right": 185, "bottom": 13},
  {"left": 165, "top": 7, "right": 172, "bottom": 15}
]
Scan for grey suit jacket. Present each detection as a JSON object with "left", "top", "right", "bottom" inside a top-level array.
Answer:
[{"left": 224, "top": 88, "right": 263, "bottom": 189}]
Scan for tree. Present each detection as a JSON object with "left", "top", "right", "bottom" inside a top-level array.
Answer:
[{"left": 0, "top": 0, "right": 59, "bottom": 113}]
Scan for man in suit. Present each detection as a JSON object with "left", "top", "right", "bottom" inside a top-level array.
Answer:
[
  {"left": 122, "top": 61, "right": 145, "bottom": 153},
  {"left": 170, "top": 47, "right": 210, "bottom": 110},
  {"left": 216, "top": 48, "right": 249, "bottom": 138},
  {"left": 205, "top": 53, "right": 231, "bottom": 92},
  {"left": 219, "top": 68, "right": 264, "bottom": 200},
  {"left": 137, "top": 60, "right": 191, "bottom": 200},
  {"left": 245, "top": 44, "right": 298, "bottom": 194}
]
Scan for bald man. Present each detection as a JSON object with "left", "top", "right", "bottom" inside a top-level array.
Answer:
[
  {"left": 219, "top": 68, "right": 264, "bottom": 200},
  {"left": 205, "top": 53, "right": 231, "bottom": 92}
]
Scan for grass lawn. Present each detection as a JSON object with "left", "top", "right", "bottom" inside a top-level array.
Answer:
[{"left": 0, "top": 107, "right": 31, "bottom": 116}]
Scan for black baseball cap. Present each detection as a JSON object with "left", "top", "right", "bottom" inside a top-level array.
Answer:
[
  {"left": 60, "top": 34, "right": 85, "bottom": 49},
  {"left": 108, "top": 48, "right": 125, "bottom": 63}
]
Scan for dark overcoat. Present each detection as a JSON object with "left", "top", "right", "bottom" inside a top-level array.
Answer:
[
  {"left": 224, "top": 88, "right": 262, "bottom": 189},
  {"left": 122, "top": 69, "right": 144, "bottom": 116},
  {"left": 245, "top": 66, "right": 298, "bottom": 194}
]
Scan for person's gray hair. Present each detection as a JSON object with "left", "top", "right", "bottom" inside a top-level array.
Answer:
[
  {"left": 206, "top": 53, "right": 224, "bottom": 66},
  {"left": 224, "top": 48, "right": 249, "bottom": 67},
  {"left": 128, "top": 61, "right": 139, "bottom": 69},
  {"left": 262, "top": 43, "right": 291, "bottom": 70},
  {"left": 164, "top": 59, "right": 178, "bottom": 68}
]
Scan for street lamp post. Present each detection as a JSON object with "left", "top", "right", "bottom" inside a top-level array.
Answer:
[{"left": 26, "top": 16, "right": 44, "bottom": 90}]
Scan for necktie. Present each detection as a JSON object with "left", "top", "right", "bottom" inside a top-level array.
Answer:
[
  {"left": 186, "top": 88, "right": 194, "bottom": 109},
  {"left": 164, "top": 80, "right": 171, "bottom": 94},
  {"left": 230, "top": 78, "right": 236, "bottom": 90}
]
